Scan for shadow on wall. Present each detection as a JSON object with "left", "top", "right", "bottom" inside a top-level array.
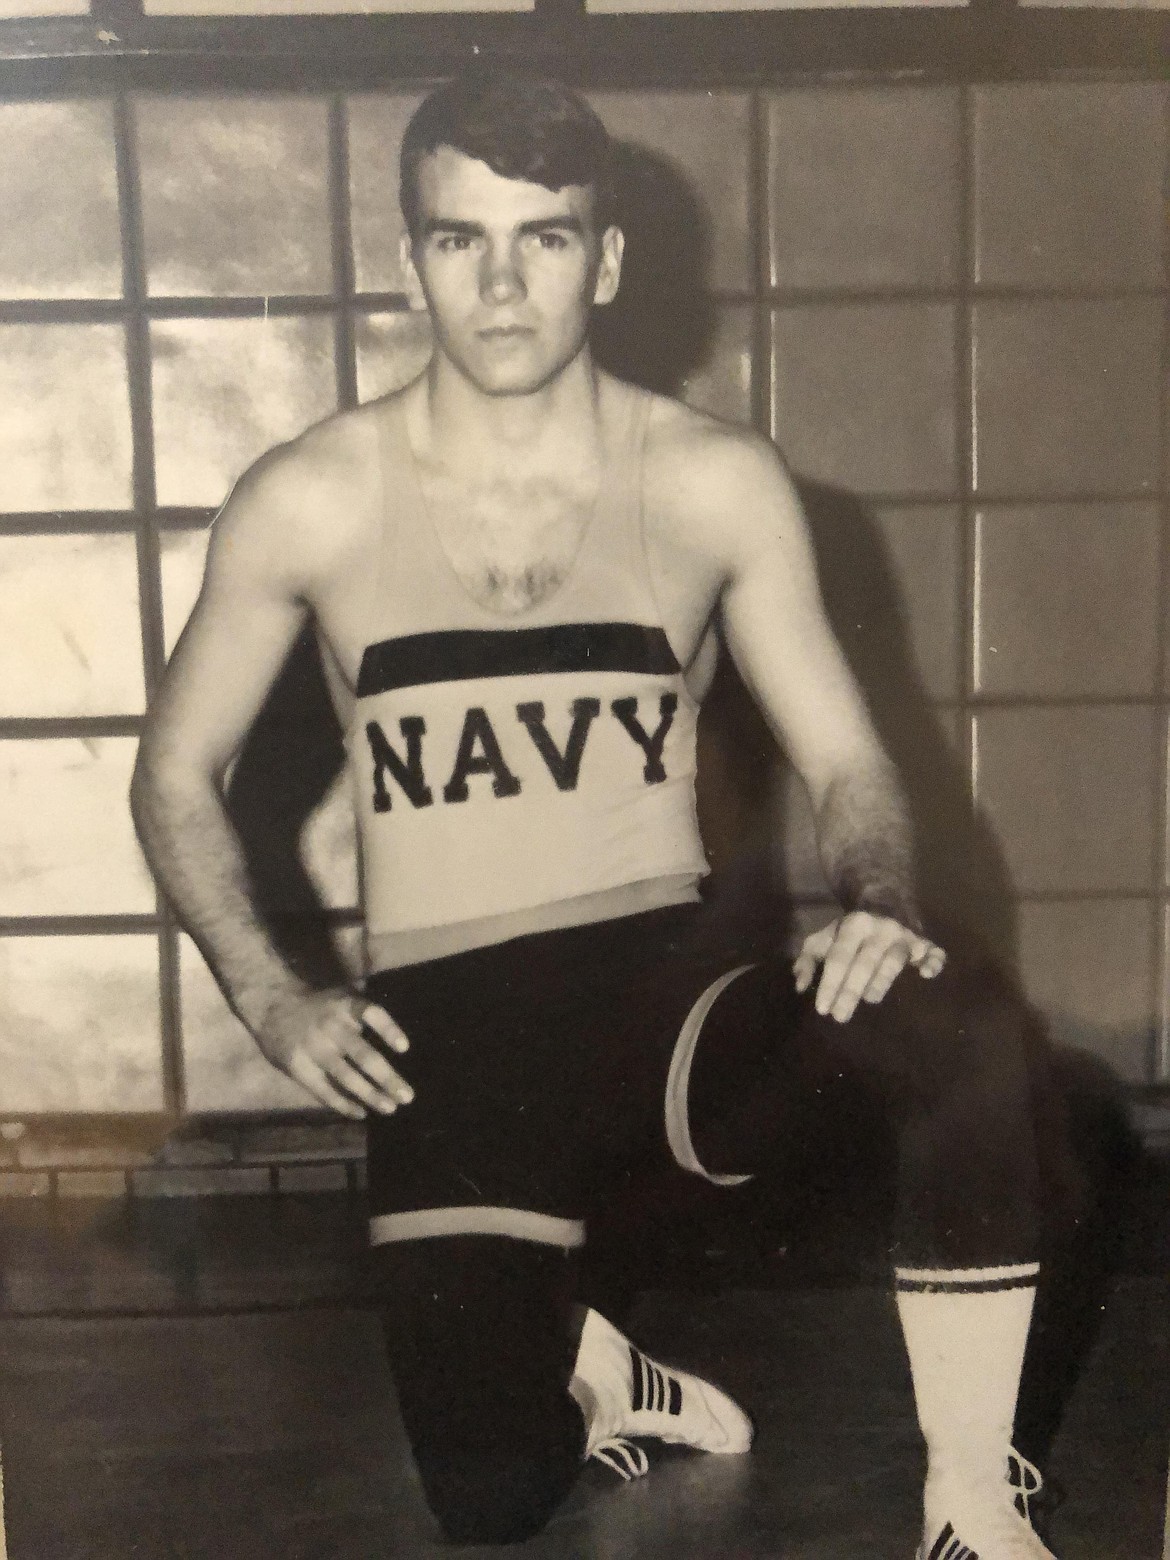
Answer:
[{"left": 591, "top": 141, "right": 718, "bottom": 396}]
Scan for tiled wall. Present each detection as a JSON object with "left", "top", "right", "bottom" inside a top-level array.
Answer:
[{"left": 0, "top": 80, "right": 1166, "bottom": 1140}]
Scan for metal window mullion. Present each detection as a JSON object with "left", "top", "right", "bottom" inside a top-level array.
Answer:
[
  {"left": 956, "top": 85, "right": 979, "bottom": 846},
  {"left": 1157, "top": 94, "right": 1170, "bottom": 1084},
  {"left": 114, "top": 90, "right": 186, "bottom": 1124},
  {"left": 749, "top": 87, "right": 771, "bottom": 441},
  {"left": 330, "top": 93, "right": 359, "bottom": 413}
]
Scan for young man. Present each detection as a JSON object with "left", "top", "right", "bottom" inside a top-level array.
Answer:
[{"left": 132, "top": 75, "right": 1063, "bottom": 1556}]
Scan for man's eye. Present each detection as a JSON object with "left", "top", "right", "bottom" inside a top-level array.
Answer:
[
  {"left": 435, "top": 234, "right": 473, "bottom": 253},
  {"left": 533, "top": 231, "right": 569, "bottom": 251}
]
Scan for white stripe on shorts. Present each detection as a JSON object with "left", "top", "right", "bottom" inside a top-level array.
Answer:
[
  {"left": 664, "top": 965, "right": 755, "bottom": 1187},
  {"left": 369, "top": 1206, "right": 586, "bottom": 1248}
]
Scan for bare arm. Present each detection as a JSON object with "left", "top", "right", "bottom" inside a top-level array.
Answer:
[
  {"left": 131, "top": 446, "right": 411, "bottom": 1116},
  {"left": 678, "top": 431, "right": 945, "bottom": 1019}
]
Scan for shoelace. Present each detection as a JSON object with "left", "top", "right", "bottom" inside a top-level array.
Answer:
[
  {"left": 590, "top": 1436, "right": 650, "bottom": 1481},
  {"left": 1007, "top": 1448, "right": 1044, "bottom": 1524}
]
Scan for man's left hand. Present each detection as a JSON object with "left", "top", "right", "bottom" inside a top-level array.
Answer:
[{"left": 793, "top": 912, "right": 947, "bottom": 1024}]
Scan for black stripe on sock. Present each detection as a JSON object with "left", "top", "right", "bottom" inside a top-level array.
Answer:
[
  {"left": 668, "top": 1376, "right": 682, "bottom": 1416},
  {"left": 897, "top": 1273, "right": 1037, "bottom": 1296},
  {"left": 357, "top": 623, "right": 681, "bottom": 698}
]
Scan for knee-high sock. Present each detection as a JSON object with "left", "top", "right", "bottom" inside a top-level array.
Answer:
[{"left": 894, "top": 1264, "right": 1039, "bottom": 1488}]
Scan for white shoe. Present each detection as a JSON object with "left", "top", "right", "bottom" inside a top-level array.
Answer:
[
  {"left": 916, "top": 1449, "right": 1056, "bottom": 1559},
  {"left": 571, "top": 1308, "right": 753, "bottom": 1479}
]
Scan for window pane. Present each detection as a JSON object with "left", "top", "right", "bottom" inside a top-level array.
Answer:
[
  {"left": 0, "top": 533, "right": 144, "bottom": 717},
  {"left": 151, "top": 316, "right": 337, "bottom": 507},
  {"left": 159, "top": 525, "right": 212, "bottom": 656},
  {"left": 590, "top": 91, "right": 753, "bottom": 294},
  {"left": 137, "top": 96, "right": 332, "bottom": 298},
  {"left": 347, "top": 93, "right": 426, "bottom": 296},
  {"left": 772, "top": 303, "right": 956, "bottom": 497},
  {"left": 678, "top": 304, "right": 753, "bottom": 425},
  {"left": 0, "top": 101, "right": 122, "bottom": 300},
  {"left": 974, "top": 705, "right": 1156, "bottom": 894},
  {"left": 974, "top": 503, "right": 1160, "bottom": 698},
  {"left": 0, "top": 738, "right": 154, "bottom": 915},
  {"left": 0, "top": 935, "right": 164, "bottom": 1113},
  {"left": 866, "top": 506, "right": 961, "bottom": 702},
  {"left": 354, "top": 310, "right": 432, "bottom": 403},
  {"left": 1017, "top": 899, "right": 1155, "bottom": 1082},
  {"left": 179, "top": 936, "right": 316, "bottom": 1112},
  {"left": 972, "top": 300, "right": 1161, "bottom": 497},
  {"left": 0, "top": 0, "right": 88, "bottom": 19},
  {"left": 0, "top": 324, "right": 133, "bottom": 511},
  {"left": 768, "top": 87, "right": 960, "bottom": 291},
  {"left": 973, "top": 85, "right": 1166, "bottom": 289}
]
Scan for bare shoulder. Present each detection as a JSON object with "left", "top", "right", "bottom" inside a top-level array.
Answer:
[
  {"left": 208, "top": 399, "right": 388, "bottom": 598},
  {"left": 641, "top": 394, "right": 807, "bottom": 571}
]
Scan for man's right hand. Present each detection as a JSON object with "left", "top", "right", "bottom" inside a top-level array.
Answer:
[{"left": 253, "top": 989, "right": 413, "bottom": 1120}]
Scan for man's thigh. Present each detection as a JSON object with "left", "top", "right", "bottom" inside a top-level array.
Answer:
[{"left": 362, "top": 906, "right": 737, "bottom": 1244}]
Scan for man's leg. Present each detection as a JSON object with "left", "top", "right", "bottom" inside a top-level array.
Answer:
[
  {"left": 679, "top": 950, "right": 1075, "bottom": 1555},
  {"left": 370, "top": 1234, "right": 585, "bottom": 1545}
]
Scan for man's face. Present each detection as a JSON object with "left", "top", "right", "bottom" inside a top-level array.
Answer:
[{"left": 402, "top": 146, "right": 623, "bottom": 397}]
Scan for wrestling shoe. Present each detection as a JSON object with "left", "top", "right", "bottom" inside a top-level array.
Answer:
[
  {"left": 916, "top": 1449, "right": 1057, "bottom": 1559},
  {"left": 571, "top": 1307, "right": 753, "bottom": 1478}
]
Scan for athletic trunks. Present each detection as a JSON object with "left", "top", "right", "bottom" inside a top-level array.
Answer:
[{"left": 364, "top": 903, "right": 787, "bottom": 1250}]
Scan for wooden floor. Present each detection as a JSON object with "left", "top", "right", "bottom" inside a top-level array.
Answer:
[{"left": 0, "top": 1191, "right": 1166, "bottom": 1559}]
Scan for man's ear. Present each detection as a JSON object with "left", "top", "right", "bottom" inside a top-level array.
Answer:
[
  {"left": 400, "top": 233, "right": 427, "bottom": 311},
  {"left": 592, "top": 226, "right": 624, "bottom": 308}
]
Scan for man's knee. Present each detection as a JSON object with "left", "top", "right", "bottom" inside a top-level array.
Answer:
[
  {"left": 417, "top": 1446, "right": 579, "bottom": 1545},
  {"left": 881, "top": 952, "right": 1034, "bottom": 1101}
]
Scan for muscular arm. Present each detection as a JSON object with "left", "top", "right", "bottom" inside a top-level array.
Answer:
[
  {"left": 131, "top": 458, "right": 314, "bottom": 1029},
  {"left": 663, "top": 426, "right": 943, "bottom": 1018},
  {"left": 131, "top": 442, "right": 411, "bottom": 1115}
]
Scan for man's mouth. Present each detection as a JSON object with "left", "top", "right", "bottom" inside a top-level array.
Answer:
[{"left": 477, "top": 325, "right": 535, "bottom": 339}]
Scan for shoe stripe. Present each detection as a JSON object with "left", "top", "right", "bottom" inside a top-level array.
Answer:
[
  {"left": 629, "top": 1345, "right": 645, "bottom": 1412},
  {"left": 927, "top": 1526, "right": 957, "bottom": 1560},
  {"left": 628, "top": 1347, "right": 684, "bottom": 1419}
]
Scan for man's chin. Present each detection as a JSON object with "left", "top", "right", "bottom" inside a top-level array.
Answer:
[{"left": 461, "top": 364, "right": 573, "bottom": 398}]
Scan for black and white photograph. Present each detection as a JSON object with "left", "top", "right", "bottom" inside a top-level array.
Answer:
[{"left": 0, "top": 5, "right": 1167, "bottom": 1557}]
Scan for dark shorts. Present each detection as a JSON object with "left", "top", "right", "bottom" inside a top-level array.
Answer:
[{"left": 364, "top": 904, "right": 788, "bottom": 1250}]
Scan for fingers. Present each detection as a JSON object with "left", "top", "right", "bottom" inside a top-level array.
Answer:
[
  {"left": 332, "top": 1051, "right": 413, "bottom": 1115},
  {"left": 859, "top": 945, "right": 908, "bottom": 1007},
  {"left": 815, "top": 919, "right": 901, "bottom": 1024},
  {"left": 793, "top": 923, "right": 836, "bottom": 994},
  {"left": 275, "top": 994, "right": 415, "bottom": 1119},
  {"left": 331, "top": 1001, "right": 413, "bottom": 1113},
  {"left": 801, "top": 914, "right": 948, "bottom": 1024},
  {"left": 909, "top": 939, "right": 948, "bottom": 979},
  {"left": 357, "top": 1001, "right": 410, "bottom": 1056},
  {"left": 288, "top": 1054, "right": 366, "bottom": 1120}
]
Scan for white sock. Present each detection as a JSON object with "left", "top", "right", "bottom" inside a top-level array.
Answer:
[{"left": 894, "top": 1264, "right": 1039, "bottom": 1494}]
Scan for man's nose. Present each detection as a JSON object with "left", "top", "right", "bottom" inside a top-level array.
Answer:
[{"left": 480, "top": 242, "right": 526, "bottom": 304}]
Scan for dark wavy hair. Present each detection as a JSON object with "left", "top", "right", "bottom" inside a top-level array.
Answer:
[{"left": 399, "top": 73, "right": 617, "bottom": 239}]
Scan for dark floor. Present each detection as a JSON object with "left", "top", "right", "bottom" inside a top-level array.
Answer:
[
  {"left": 0, "top": 1175, "right": 1167, "bottom": 1560},
  {"left": 1, "top": 1281, "right": 1166, "bottom": 1560}
]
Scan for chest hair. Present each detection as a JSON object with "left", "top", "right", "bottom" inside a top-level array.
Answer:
[{"left": 423, "top": 468, "right": 599, "bottom": 615}]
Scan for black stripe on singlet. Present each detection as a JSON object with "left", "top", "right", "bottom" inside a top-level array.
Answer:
[{"left": 356, "top": 622, "right": 680, "bottom": 699}]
